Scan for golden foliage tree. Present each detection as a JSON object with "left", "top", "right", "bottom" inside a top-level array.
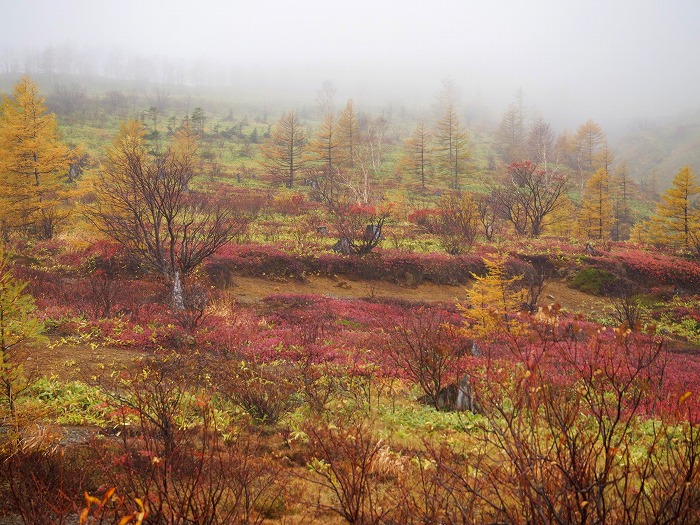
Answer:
[
  {"left": 336, "top": 99, "right": 359, "bottom": 172},
  {"left": 611, "top": 162, "right": 635, "bottom": 241},
  {"left": 649, "top": 166, "right": 700, "bottom": 250},
  {"left": 0, "top": 76, "right": 72, "bottom": 238},
  {"left": 308, "top": 82, "right": 338, "bottom": 179},
  {"left": 0, "top": 246, "right": 43, "bottom": 419},
  {"left": 259, "top": 111, "right": 307, "bottom": 188},
  {"left": 579, "top": 168, "right": 615, "bottom": 241},
  {"left": 462, "top": 252, "right": 526, "bottom": 339},
  {"left": 573, "top": 119, "right": 607, "bottom": 177},
  {"left": 308, "top": 111, "right": 339, "bottom": 178}
]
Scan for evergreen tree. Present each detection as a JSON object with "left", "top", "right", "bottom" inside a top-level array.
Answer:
[
  {"left": 0, "top": 75, "right": 72, "bottom": 238},
  {"left": 611, "top": 162, "right": 634, "bottom": 241}
]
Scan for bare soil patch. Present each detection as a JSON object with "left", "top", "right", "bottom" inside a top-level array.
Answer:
[{"left": 24, "top": 342, "right": 143, "bottom": 382}]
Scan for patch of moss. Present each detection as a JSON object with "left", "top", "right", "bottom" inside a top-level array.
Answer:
[{"left": 571, "top": 268, "right": 618, "bottom": 295}]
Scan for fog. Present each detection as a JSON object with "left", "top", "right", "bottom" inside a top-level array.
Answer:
[{"left": 2, "top": 0, "right": 699, "bottom": 130}]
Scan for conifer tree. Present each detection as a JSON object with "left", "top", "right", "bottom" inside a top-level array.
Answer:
[
  {"left": 308, "top": 82, "right": 338, "bottom": 178},
  {"left": 0, "top": 246, "right": 43, "bottom": 418},
  {"left": 611, "top": 162, "right": 634, "bottom": 241},
  {"left": 308, "top": 112, "right": 339, "bottom": 177},
  {"left": 649, "top": 166, "right": 700, "bottom": 249},
  {"left": 573, "top": 119, "right": 607, "bottom": 176},
  {"left": 399, "top": 121, "right": 432, "bottom": 189},
  {"left": 495, "top": 90, "right": 526, "bottom": 163},
  {"left": 462, "top": 252, "right": 526, "bottom": 338},
  {"left": 579, "top": 168, "right": 615, "bottom": 241},
  {"left": 336, "top": 99, "right": 359, "bottom": 172},
  {"left": 435, "top": 104, "right": 469, "bottom": 190},
  {"left": 259, "top": 111, "right": 307, "bottom": 188},
  {"left": 0, "top": 75, "right": 71, "bottom": 238}
]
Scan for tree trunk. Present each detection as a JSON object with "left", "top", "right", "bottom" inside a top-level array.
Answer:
[{"left": 172, "top": 270, "right": 185, "bottom": 311}]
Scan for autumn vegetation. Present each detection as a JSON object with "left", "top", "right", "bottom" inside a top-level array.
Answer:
[{"left": 0, "top": 74, "right": 699, "bottom": 524}]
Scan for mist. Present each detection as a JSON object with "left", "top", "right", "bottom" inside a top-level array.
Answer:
[{"left": 2, "top": 0, "right": 699, "bottom": 131}]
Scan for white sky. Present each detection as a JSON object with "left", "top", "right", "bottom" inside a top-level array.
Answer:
[{"left": 2, "top": 0, "right": 699, "bottom": 121}]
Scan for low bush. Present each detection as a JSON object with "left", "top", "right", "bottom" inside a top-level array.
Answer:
[{"left": 571, "top": 267, "right": 619, "bottom": 295}]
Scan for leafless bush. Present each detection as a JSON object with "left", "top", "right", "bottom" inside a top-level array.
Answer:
[
  {"left": 216, "top": 359, "right": 300, "bottom": 425},
  {"left": 302, "top": 414, "right": 397, "bottom": 525}
]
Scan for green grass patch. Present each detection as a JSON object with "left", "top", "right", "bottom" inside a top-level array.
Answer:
[{"left": 571, "top": 267, "right": 618, "bottom": 295}]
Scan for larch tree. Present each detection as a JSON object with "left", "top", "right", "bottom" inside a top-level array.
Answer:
[
  {"left": 308, "top": 83, "right": 339, "bottom": 179},
  {"left": 0, "top": 75, "right": 72, "bottom": 239},
  {"left": 88, "top": 120, "right": 242, "bottom": 311},
  {"left": 461, "top": 252, "right": 526, "bottom": 339},
  {"left": 0, "top": 246, "right": 43, "bottom": 420},
  {"left": 336, "top": 99, "right": 359, "bottom": 172},
  {"left": 611, "top": 162, "right": 634, "bottom": 241},
  {"left": 399, "top": 121, "right": 433, "bottom": 190},
  {"left": 554, "top": 129, "right": 576, "bottom": 171},
  {"left": 579, "top": 168, "right": 615, "bottom": 241},
  {"left": 434, "top": 99, "right": 470, "bottom": 190},
  {"left": 573, "top": 119, "right": 607, "bottom": 179},
  {"left": 649, "top": 165, "right": 700, "bottom": 250},
  {"left": 495, "top": 90, "right": 526, "bottom": 163},
  {"left": 259, "top": 111, "right": 308, "bottom": 189}
]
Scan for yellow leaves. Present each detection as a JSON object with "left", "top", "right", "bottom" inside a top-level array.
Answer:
[
  {"left": 462, "top": 252, "right": 527, "bottom": 339},
  {"left": 0, "top": 76, "right": 72, "bottom": 232},
  {"left": 579, "top": 168, "right": 615, "bottom": 241},
  {"left": 80, "top": 488, "right": 147, "bottom": 525},
  {"left": 648, "top": 166, "right": 700, "bottom": 249},
  {"left": 679, "top": 391, "right": 693, "bottom": 406},
  {"left": 119, "top": 498, "right": 147, "bottom": 525}
]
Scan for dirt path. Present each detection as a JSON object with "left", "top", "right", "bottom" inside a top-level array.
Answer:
[
  {"left": 229, "top": 274, "right": 607, "bottom": 317},
  {"left": 229, "top": 274, "right": 467, "bottom": 303}
]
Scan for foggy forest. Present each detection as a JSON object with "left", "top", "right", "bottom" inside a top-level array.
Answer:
[{"left": 0, "top": 1, "right": 699, "bottom": 524}]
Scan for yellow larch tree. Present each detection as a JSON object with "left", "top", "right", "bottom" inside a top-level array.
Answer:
[
  {"left": 649, "top": 166, "right": 700, "bottom": 250},
  {"left": 336, "top": 99, "right": 359, "bottom": 172},
  {"left": 308, "top": 111, "right": 339, "bottom": 178},
  {"left": 578, "top": 168, "right": 615, "bottom": 241},
  {"left": 0, "top": 76, "right": 72, "bottom": 238},
  {"left": 461, "top": 252, "right": 527, "bottom": 339}
]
